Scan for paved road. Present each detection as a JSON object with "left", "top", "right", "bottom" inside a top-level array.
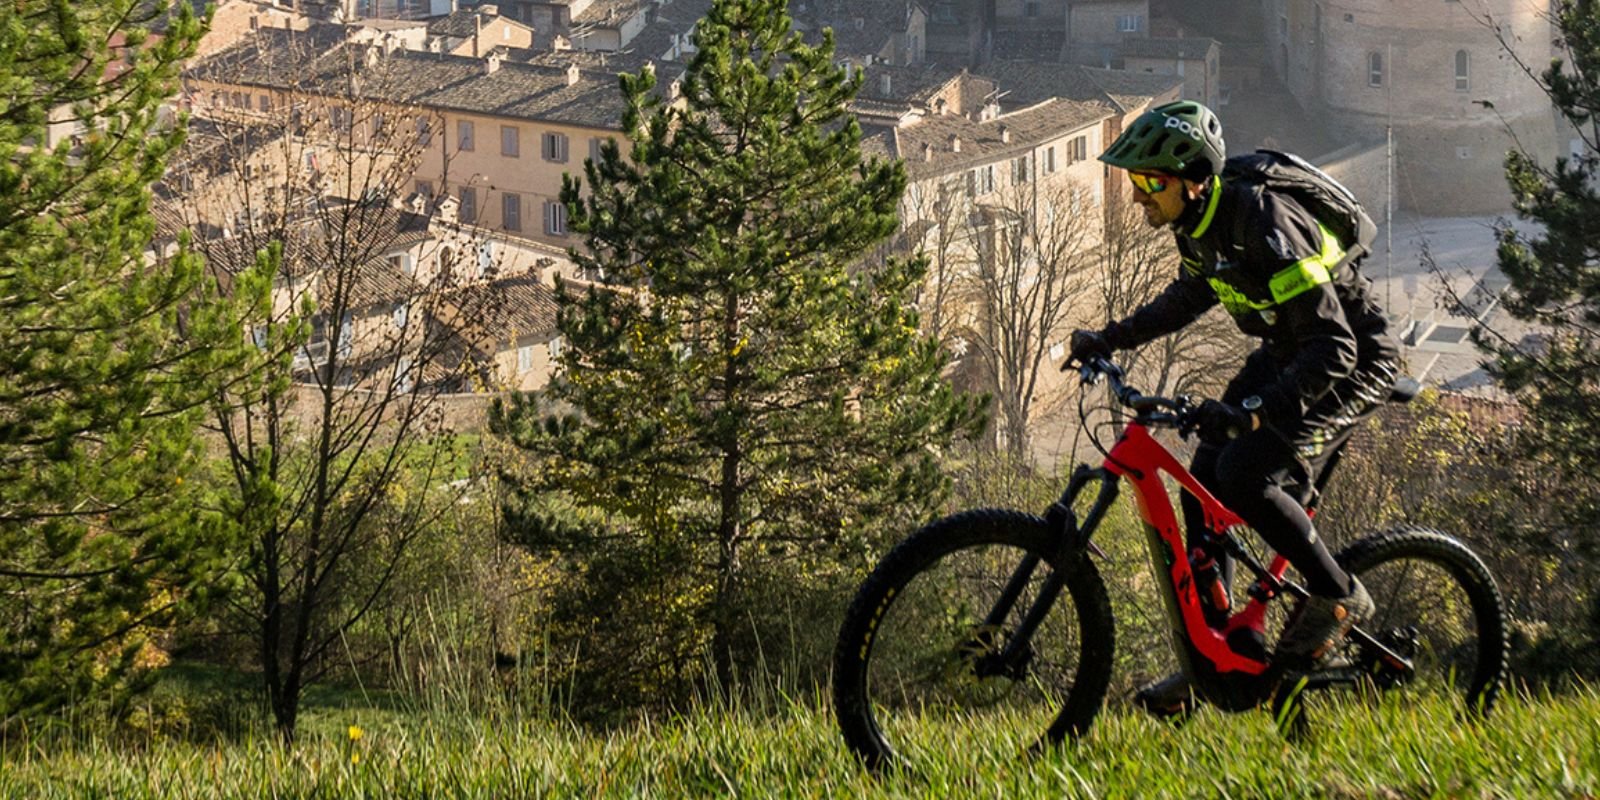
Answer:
[{"left": 1365, "top": 213, "right": 1543, "bottom": 395}]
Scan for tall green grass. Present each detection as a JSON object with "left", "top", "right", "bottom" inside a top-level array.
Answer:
[{"left": 2, "top": 684, "right": 1595, "bottom": 799}]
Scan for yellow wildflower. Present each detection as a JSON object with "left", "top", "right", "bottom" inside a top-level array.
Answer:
[{"left": 348, "top": 725, "right": 363, "bottom": 741}]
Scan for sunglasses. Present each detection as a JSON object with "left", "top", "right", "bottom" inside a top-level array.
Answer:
[{"left": 1128, "top": 173, "right": 1172, "bottom": 195}]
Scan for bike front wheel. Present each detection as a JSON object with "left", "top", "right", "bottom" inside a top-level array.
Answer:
[{"left": 832, "top": 509, "right": 1115, "bottom": 771}]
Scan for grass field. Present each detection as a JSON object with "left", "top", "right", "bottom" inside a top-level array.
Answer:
[{"left": 1, "top": 680, "right": 1595, "bottom": 799}]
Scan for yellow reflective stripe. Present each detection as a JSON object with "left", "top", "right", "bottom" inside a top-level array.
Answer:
[
  {"left": 1188, "top": 176, "right": 1223, "bottom": 238},
  {"left": 1268, "top": 222, "right": 1345, "bottom": 303},
  {"left": 1208, "top": 277, "right": 1272, "bottom": 313}
]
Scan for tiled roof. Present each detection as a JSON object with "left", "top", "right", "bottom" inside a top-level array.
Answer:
[
  {"left": 855, "top": 63, "right": 965, "bottom": 106},
  {"left": 352, "top": 18, "right": 430, "bottom": 32},
  {"left": 427, "top": 9, "right": 519, "bottom": 38},
  {"left": 1082, "top": 66, "right": 1185, "bottom": 113},
  {"left": 443, "top": 273, "right": 560, "bottom": 344},
  {"left": 975, "top": 59, "right": 1111, "bottom": 108},
  {"left": 990, "top": 30, "right": 1066, "bottom": 63},
  {"left": 611, "top": 0, "right": 713, "bottom": 67},
  {"left": 572, "top": 0, "right": 651, "bottom": 26},
  {"left": 194, "top": 26, "right": 637, "bottom": 130},
  {"left": 1119, "top": 36, "right": 1220, "bottom": 61},
  {"left": 974, "top": 59, "right": 1183, "bottom": 115},
  {"left": 149, "top": 194, "right": 190, "bottom": 243},
  {"left": 347, "top": 256, "right": 418, "bottom": 308},
  {"left": 893, "top": 99, "right": 1113, "bottom": 178},
  {"left": 795, "top": 0, "right": 917, "bottom": 59},
  {"left": 191, "top": 203, "right": 432, "bottom": 290}
]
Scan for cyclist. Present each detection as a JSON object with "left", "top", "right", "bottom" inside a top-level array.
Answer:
[{"left": 1068, "top": 100, "right": 1401, "bottom": 715}]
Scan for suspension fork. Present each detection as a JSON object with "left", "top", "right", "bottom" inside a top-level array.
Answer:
[{"left": 980, "top": 466, "right": 1120, "bottom": 662}]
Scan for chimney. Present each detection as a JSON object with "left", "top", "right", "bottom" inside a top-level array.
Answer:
[
  {"left": 999, "top": 125, "right": 1010, "bottom": 144},
  {"left": 879, "top": 73, "right": 892, "bottom": 96},
  {"left": 484, "top": 49, "right": 502, "bottom": 74},
  {"left": 473, "top": 13, "right": 482, "bottom": 57},
  {"left": 565, "top": 62, "right": 581, "bottom": 86},
  {"left": 478, "top": 3, "right": 499, "bottom": 14},
  {"left": 921, "top": 143, "right": 933, "bottom": 162},
  {"left": 949, "top": 134, "right": 960, "bottom": 153}
]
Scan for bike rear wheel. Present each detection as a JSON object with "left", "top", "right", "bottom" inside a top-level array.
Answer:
[
  {"left": 832, "top": 509, "right": 1114, "bottom": 771},
  {"left": 1335, "top": 525, "right": 1508, "bottom": 715}
]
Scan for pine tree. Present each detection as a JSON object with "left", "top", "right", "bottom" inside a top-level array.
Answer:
[
  {"left": 493, "top": 0, "right": 983, "bottom": 705},
  {"left": 0, "top": 1, "right": 263, "bottom": 721},
  {"left": 1485, "top": 0, "right": 1600, "bottom": 647}
]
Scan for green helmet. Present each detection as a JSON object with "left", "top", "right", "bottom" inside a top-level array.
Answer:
[{"left": 1099, "top": 100, "right": 1226, "bottom": 181}]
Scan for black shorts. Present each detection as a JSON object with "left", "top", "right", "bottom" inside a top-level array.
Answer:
[{"left": 1220, "top": 348, "right": 1398, "bottom": 490}]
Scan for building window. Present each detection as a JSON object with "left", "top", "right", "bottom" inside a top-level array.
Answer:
[
  {"left": 258, "top": 94, "right": 271, "bottom": 112},
  {"left": 542, "top": 132, "right": 569, "bottom": 162},
  {"left": 501, "top": 124, "right": 520, "bottom": 157},
  {"left": 1278, "top": 15, "right": 1288, "bottom": 37},
  {"left": 545, "top": 200, "right": 568, "bottom": 235},
  {"left": 331, "top": 106, "right": 350, "bottom": 132},
  {"left": 388, "top": 253, "right": 415, "bottom": 276},
  {"left": 518, "top": 344, "right": 535, "bottom": 373},
  {"left": 1024, "top": 1, "right": 1039, "bottom": 17},
  {"left": 476, "top": 242, "right": 495, "bottom": 277},
  {"left": 1117, "top": 14, "right": 1143, "bottom": 33},
  {"left": 394, "top": 356, "right": 414, "bottom": 394},
  {"left": 392, "top": 302, "right": 409, "bottom": 330},
  {"left": 1012, "top": 156, "right": 1030, "bottom": 185},
  {"left": 503, "top": 192, "right": 521, "bottom": 232},
  {"left": 1455, "top": 50, "right": 1470, "bottom": 92},
  {"left": 417, "top": 116, "right": 432, "bottom": 146},
  {"left": 459, "top": 186, "right": 477, "bottom": 223},
  {"left": 337, "top": 311, "right": 353, "bottom": 359},
  {"left": 1045, "top": 145, "right": 1057, "bottom": 174},
  {"left": 415, "top": 180, "right": 433, "bottom": 200},
  {"left": 1368, "top": 51, "right": 1384, "bottom": 87},
  {"left": 457, "top": 119, "right": 475, "bottom": 151},
  {"left": 589, "top": 136, "right": 606, "bottom": 164},
  {"left": 549, "top": 335, "right": 564, "bottom": 361},
  {"left": 977, "top": 164, "right": 995, "bottom": 194},
  {"left": 1062, "top": 135, "right": 1086, "bottom": 165}
]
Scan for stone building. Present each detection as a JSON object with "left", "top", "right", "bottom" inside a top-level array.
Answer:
[{"left": 1263, "top": 0, "right": 1560, "bottom": 214}]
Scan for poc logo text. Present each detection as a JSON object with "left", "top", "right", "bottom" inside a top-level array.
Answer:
[{"left": 1165, "top": 116, "right": 1204, "bottom": 140}]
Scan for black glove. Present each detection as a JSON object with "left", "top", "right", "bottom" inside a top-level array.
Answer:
[
  {"left": 1065, "top": 329, "right": 1113, "bottom": 369},
  {"left": 1182, "top": 399, "right": 1254, "bottom": 445}
]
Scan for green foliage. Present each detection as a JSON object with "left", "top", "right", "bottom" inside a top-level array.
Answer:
[
  {"left": 0, "top": 0, "right": 266, "bottom": 723},
  {"left": 492, "top": 0, "right": 983, "bottom": 712},
  {"left": 2, "top": 686, "right": 1598, "bottom": 798},
  {"left": 1321, "top": 392, "right": 1600, "bottom": 683},
  {"left": 1482, "top": 0, "right": 1600, "bottom": 670}
]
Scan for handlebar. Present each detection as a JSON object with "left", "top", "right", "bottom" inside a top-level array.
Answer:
[{"left": 1077, "top": 357, "right": 1191, "bottom": 426}]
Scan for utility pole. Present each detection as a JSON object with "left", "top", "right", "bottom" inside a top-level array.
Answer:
[{"left": 1386, "top": 42, "right": 1395, "bottom": 325}]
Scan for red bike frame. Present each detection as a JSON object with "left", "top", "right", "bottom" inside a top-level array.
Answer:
[{"left": 1102, "top": 421, "right": 1293, "bottom": 677}]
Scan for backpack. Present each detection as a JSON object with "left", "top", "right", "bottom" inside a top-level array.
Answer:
[{"left": 1222, "top": 150, "right": 1377, "bottom": 264}]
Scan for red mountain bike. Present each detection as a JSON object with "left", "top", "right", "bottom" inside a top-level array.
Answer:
[{"left": 833, "top": 357, "right": 1507, "bottom": 770}]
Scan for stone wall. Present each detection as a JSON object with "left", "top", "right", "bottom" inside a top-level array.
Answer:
[
  {"left": 1312, "top": 139, "right": 1389, "bottom": 219},
  {"left": 1263, "top": 0, "right": 1560, "bottom": 215}
]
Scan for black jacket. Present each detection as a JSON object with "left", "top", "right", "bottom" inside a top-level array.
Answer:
[{"left": 1104, "top": 173, "right": 1399, "bottom": 428}]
